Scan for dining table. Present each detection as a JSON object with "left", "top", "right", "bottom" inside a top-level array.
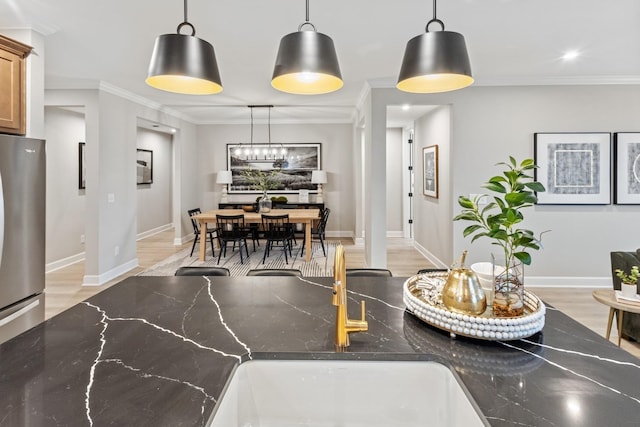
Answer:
[{"left": 194, "top": 208, "right": 321, "bottom": 262}]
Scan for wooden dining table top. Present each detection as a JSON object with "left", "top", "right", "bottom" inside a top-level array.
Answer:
[{"left": 195, "top": 208, "right": 321, "bottom": 222}]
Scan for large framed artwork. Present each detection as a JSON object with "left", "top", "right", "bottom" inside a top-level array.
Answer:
[
  {"left": 136, "top": 149, "right": 153, "bottom": 185},
  {"left": 78, "top": 142, "right": 86, "bottom": 190},
  {"left": 614, "top": 132, "right": 640, "bottom": 204},
  {"left": 534, "top": 132, "right": 611, "bottom": 205},
  {"left": 227, "top": 143, "right": 321, "bottom": 194},
  {"left": 422, "top": 145, "right": 438, "bottom": 198}
]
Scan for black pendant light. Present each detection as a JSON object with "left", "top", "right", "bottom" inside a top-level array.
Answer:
[
  {"left": 146, "top": 0, "right": 222, "bottom": 95},
  {"left": 397, "top": 0, "right": 473, "bottom": 93},
  {"left": 272, "top": 0, "right": 343, "bottom": 95}
]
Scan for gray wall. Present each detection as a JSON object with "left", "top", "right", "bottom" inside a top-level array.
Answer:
[
  {"left": 364, "top": 84, "right": 640, "bottom": 285},
  {"left": 196, "top": 123, "right": 355, "bottom": 237},
  {"left": 44, "top": 87, "right": 198, "bottom": 284},
  {"left": 413, "top": 106, "right": 451, "bottom": 267},
  {"left": 386, "top": 128, "right": 403, "bottom": 235},
  {"left": 136, "top": 128, "right": 172, "bottom": 235},
  {"left": 44, "top": 107, "right": 86, "bottom": 266}
]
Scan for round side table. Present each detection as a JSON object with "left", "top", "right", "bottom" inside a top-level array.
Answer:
[{"left": 592, "top": 289, "right": 640, "bottom": 346}]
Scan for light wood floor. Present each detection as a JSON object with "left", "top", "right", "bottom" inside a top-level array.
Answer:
[{"left": 45, "top": 229, "right": 640, "bottom": 359}]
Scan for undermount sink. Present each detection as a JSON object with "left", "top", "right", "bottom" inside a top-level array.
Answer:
[{"left": 207, "top": 359, "right": 488, "bottom": 427}]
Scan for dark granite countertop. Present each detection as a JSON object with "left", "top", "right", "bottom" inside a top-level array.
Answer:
[{"left": 1, "top": 276, "right": 639, "bottom": 426}]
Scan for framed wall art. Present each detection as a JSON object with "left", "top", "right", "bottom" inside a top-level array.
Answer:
[
  {"left": 422, "top": 145, "right": 438, "bottom": 198},
  {"left": 227, "top": 143, "right": 321, "bottom": 194},
  {"left": 614, "top": 132, "right": 640, "bottom": 204},
  {"left": 534, "top": 132, "right": 611, "bottom": 205},
  {"left": 78, "top": 142, "right": 86, "bottom": 190},
  {"left": 136, "top": 149, "right": 153, "bottom": 185}
]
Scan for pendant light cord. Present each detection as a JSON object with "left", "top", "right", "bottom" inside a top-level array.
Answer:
[
  {"left": 299, "top": 0, "right": 316, "bottom": 31},
  {"left": 250, "top": 106, "right": 254, "bottom": 151},
  {"left": 426, "top": 0, "right": 444, "bottom": 32},
  {"left": 177, "top": 0, "right": 196, "bottom": 35}
]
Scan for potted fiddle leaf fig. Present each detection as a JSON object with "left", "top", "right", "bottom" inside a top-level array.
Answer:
[{"left": 453, "top": 157, "right": 546, "bottom": 317}]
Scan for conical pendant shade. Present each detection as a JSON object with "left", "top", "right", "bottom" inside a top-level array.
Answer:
[
  {"left": 272, "top": 30, "right": 343, "bottom": 95},
  {"left": 397, "top": 30, "right": 473, "bottom": 93},
  {"left": 146, "top": 33, "right": 223, "bottom": 95}
]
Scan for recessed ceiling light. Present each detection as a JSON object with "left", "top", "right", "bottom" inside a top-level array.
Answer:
[
  {"left": 562, "top": 50, "right": 580, "bottom": 61},
  {"left": 402, "top": 104, "right": 410, "bottom": 111}
]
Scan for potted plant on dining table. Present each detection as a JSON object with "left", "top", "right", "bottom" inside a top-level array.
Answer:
[{"left": 242, "top": 169, "right": 279, "bottom": 212}]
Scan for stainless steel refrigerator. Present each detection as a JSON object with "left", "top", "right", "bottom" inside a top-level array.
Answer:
[{"left": 0, "top": 134, "right": 45, "bottom": 344}]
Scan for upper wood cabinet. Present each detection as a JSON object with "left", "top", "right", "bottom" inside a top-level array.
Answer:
[{"left": 0, "top": 35, "right": 32, "bottom": 136}]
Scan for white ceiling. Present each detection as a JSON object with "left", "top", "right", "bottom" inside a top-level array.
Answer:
[{"left": 2, "top": 0, "right": 639, "bottom": 125}]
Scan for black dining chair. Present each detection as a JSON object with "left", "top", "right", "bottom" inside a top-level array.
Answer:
[
  {"left": 261, "top": 214, "right": 295, "bottom": 264},
  {"left": 300, "top": 207, "right": 330, "bottom": 257},
  {"left": 187, "top": 208, "right": 216, "bottom": 258},
  {"left": 246, "top": 268, "right": 302, "bottom": 277},
  {"left": 345, "top": 268, "right": 393, "bottom": 277},
  {"left": 175, "top": 266, "right": 230, "bottom": 276},
  {"left": 216, "top": 214, "right": 251, "bottom": 265}
]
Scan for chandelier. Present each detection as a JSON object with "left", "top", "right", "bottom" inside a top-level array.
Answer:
[{"left": 233, "top": 106, "right": 287, "bottom": 162}]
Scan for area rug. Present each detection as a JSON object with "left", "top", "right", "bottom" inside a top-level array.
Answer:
[{"left": 138, "top": 240, "right": 337, "bottom": 277}]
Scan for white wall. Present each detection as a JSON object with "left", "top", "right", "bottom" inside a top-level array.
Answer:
[
  {"left": 386, "top": 128, "right": 403, "bottom": 235},
  {"left": 136, "top": 128, "right": 172, "bottom": 235},
  {"left": 363, "top": 84, "right": 640, "bottom": 285},
  {"left": 44, "top": 107, "right": 86, "bottom": 266},
  {"left": 196, "top": 123, "right": 355, "bottom": 237}
]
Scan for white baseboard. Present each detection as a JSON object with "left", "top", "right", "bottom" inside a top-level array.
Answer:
[
  {"left": 386, "top": 231, "right": 404, "bottom": 238},
  {"left": 82, "top": 258, "right": 139, "bottom": 286},
  {"left": 46, "top": 252, "right": 85, "bottom": 273},
  {"left": 136, "top": 223, "right": 172, "bottom": 241},
  {"left": 413, "top": 241, "right": 448, "bottom": 269},
  {"left": 47, "top": 225, "right": 174, "bottom": 274}
]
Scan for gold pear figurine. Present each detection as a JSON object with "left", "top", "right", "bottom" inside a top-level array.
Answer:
[{"left": 442, "top": 251, "right": 487, "bottom": 316}]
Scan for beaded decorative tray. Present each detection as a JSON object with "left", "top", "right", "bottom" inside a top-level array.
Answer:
[{"left": 403, "top": 273, "right": 545, "bottom": 341}]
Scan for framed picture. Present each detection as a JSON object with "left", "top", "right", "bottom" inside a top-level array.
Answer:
[
  {"left": 136, "top": 149, "right": 153, "bottom": 185},
  {"left": 227, "top": 143, "right": 321, "bottom": 194},
  {"left": 534, "top": 132, "right": 611, "bottom": 205},
  {"left": 422, "top": 145, "right": 438, "bottom": 198},
  {"left": 78, "top": 142, "right": 86, "bottom": 189},
  {"left": 614, "top": 132, "right": 640, "bottom": 204}
]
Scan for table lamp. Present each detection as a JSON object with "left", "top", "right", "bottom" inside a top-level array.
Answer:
[
  {"left": 216, "top": 170, "right": 233, "bottom": 203},
  {"left": 311, "top": 170, "right": 328, "bottom": 203}
]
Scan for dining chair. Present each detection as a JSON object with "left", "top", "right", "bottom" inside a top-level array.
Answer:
[
  {"left": 187, "top": 208, "right": 216, "bottom": 258},
  {"left": 345, "top": 268, "right": 393, "bottom": 277},
  {"left": 246, "top": 268, "right": 302, "bottom": 277},
  {"left": 216, "top": 214, "right": 251, "bottom": 265},
  {"left": 300, "top": 207, "right": 330, "bottom": 257},
  {"left": 261, "top": 214, "right": 294, "bottom": 264},
  {"left": 175, "top": 266, "right": 230, "bottom": 276}
]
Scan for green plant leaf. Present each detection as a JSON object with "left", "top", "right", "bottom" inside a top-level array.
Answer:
[
  {"left": 483, "top": 181, "right": 507, "bottom": 193},
  {"left": 514, "top": 251, "right": 532, "bottom": 265},
  {"left": 458, "top": 196, "right": 475, "bottom": 209},
  {"left": 525, "top": 182, "right": 546, "bottom": 192}
]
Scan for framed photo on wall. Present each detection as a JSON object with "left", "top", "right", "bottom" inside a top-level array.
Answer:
[
  {"left": 227, "top": 143, "right": 321, "bottom": 194},
  {"left": 614, "top": 132, "right": 640, "bottom": 204},
  {"left": 423, "top": 145, "right": 438, "bottom": 198},
  {"left": 136, "top": 149, "right": 153, "bottom": 185},
  {"left": 534, "top": 132, "right": 611, "bottom": 205},
  {"left": 78, "top": 142, "right": 86, "bottom": 190}
]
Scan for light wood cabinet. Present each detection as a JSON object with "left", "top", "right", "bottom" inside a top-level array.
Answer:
[{"left": 0, "top": 35, "right": 32, "bottom": 135}]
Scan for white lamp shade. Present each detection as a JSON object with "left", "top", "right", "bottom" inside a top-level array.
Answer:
[
  {"left": 311, "top": 170, "right": 327, "bottom": 184},
  {"left": 216, "top": 170, "right": 233, "bottom": 184}
]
